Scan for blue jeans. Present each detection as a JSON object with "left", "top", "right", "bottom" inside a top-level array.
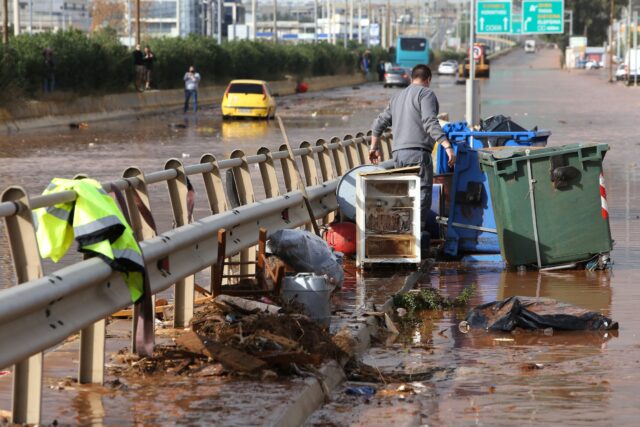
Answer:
[{"left": 184, "top": 89, "right": 198, "bottom": 113}]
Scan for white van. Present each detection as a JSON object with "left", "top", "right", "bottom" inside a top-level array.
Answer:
[
  {"left": 524, "top": 40, "right": 536, "bottom": 53},
  {"left": 624, "top": 48, "right": 640, "bottom": 84}
]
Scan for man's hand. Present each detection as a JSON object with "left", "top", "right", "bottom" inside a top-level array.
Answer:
[
  {"left": 442, "top": 141, "right": 456, "bottom": 168},
  {"left": 369, "top": 136, "right": 381, "bottom": 164}
]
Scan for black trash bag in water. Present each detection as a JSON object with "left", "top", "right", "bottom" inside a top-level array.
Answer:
[{"left": 464, "top": 297, "right": 618, "bottom": 332}]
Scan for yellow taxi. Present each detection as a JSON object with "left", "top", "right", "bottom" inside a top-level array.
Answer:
[{"left": 221, "top": 79, "right": 277, "bottom": 119}]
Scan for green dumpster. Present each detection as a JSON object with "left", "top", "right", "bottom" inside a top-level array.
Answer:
[{"left": 478, "top": 143, "right": 612, "bottom": 268}]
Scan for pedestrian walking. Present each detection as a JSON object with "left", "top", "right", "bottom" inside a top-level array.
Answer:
[
  {"left": 143, "top": 46, "right": 156, "bottom": 90},
  {"left": 183, "top": 66, "right": 201, "bottom": 113},
  {"left": 43, "top": 47, "right": 55, "bottom": 93},
  {"left": 377, "top": 60, "right": 385, "bottom": 82},
  {"left": 133, "top": 44, "right": 145, "bottom": 91},
  {"left": 369, "top": 64, "right": 455, "bottom": 251}
]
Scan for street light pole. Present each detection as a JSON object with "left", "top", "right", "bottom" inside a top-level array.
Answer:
[
  {"left": 315, "top": 0, "right": 319, "bottom": 42},
  {"left": 273, "top": 0, "right": 277, "bottom": 43},
  {"left": 252, "top": 0, "right": 256, "bottom": 40},
  {"left": 609, "top": 0, "right": 614, "bottom": 83},
  {"left": 466, "top": 0, "right": 479, "bottom": 125},
  {"left": 2, "top": 0, "right": 8, "bottom": 45},
  {"left": 12, "top": 0, "right": 19, "bottom": 35},
  {"left": 217, "top": 0, "right": 222, "bottom": 42}
]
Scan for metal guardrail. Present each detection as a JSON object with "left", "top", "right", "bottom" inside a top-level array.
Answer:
[{"left": 0, "top": 130, "right": 394, "bottom": 424}]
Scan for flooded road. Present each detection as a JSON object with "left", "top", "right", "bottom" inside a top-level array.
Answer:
[{"left": 2, "top": 47, "right": 640, "bottom": 425}]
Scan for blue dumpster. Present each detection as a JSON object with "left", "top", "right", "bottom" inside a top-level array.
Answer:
[{"left": 434, "top": 121, "right": 551, "bottom": 257}]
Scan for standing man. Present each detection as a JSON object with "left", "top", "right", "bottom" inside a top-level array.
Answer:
[
  {"left": 369, "top": 64, "right": 455, "bottom": 251},
  {"left": 42, "top": 47, "right": 55, "bottom": 93},
  {"left": 143, "top": 46, "right": 156, "bottom": 90},
  {"left": 183, "top": 66, "right": 201, "bottom": 113},
  {"left": 132, "top": 44, "right": 145, "bottom": 91}
]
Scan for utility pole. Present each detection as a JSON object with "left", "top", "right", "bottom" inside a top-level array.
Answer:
[
  {"left": 136, "top": 0, "right": 141, "bottom": 45},
  {"left": 466, "top": 0, "right": 479, "bottom": 125},
  {"left": 2, "top": 0, "right": 8, "bottom": 45},
  {"left": 176, "top": 0, "right": 181, "bottom": 36},
  {"left": 252, "top": 0, "right": 256, "bottom": 40},
  {"left": 273, "top": 0, "right": 277, "bottom": 43},
  {"left": 12, "top": 0, "right": 19, "bottom": 35},
  {"left": 343, "top": 0, "right": 347, "bottom": 47}
]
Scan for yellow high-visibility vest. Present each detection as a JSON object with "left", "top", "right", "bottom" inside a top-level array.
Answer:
[{"left": 35, "top": 178, "right": 144, "bottom": 302}]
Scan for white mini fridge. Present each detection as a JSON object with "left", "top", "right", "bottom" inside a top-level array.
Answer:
[{"left": 355, "top": 167, "right": 422, "bottom": 267}]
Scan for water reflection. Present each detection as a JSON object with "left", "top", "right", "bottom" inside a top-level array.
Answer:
[{"left": 221, "top": 120, "right": 269, "bottom": 140}]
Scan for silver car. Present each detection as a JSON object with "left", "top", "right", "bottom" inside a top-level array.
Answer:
[{"left": 384, "top": 67, "right": 411, "bottom": 87}]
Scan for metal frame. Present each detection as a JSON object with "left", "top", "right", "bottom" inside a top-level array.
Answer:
[{"left": 0, "top": 131, "right": 392, "bottom": 424}]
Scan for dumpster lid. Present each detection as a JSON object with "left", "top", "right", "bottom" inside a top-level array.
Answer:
[{"left": 478, "top": 143, "right": 609, "bottom": 163}]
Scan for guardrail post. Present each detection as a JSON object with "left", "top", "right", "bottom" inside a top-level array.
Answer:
[
  {"left": 230, "top": 150, "right": 256, "bottom": 278},
  {"left": 164, "top": 159, "right": 195, "bottom": 328},
  {"left": 257, "top": 147, "right": 281, "bottom": 198},
  {"left": 331, "top": 136, "right": 349, "bottom": 176},
  {"left": 278, "top": 144, "right": 302, "bottom": 193},
  {"left": 122, "top": 168, "right": 156, "bottom": 355},
  {"left": 380, "top": 131, "right": 392, "bottom": 161},
  {"left": 316, "top": 139, "right": 337, "bottom": 224},
  {"left": 1, "top": 187, "right": 44, "bottom": 425},
  {"left": 316, "top": 139, "right": 336, "bottom": 182},
  {"left": 199, "top": 154, "right": 229, "bottom": 293},
  {"left": 343, "top": 134, "right": 359, "bottom": 167},
  {"left": 299, "top": 141, "right": 320, "bottom": 186},
  {"left": 354, "top": 132, "right": 369, "bottom": 165}
]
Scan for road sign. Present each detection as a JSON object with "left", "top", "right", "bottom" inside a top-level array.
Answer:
[
  {"left": 472, "top": 45, "right": 483, "bottom": 60},
  {"left": 477, "top": 0, "right": 512, "bottom": 34},
  {"left": 522, "top": 0, "right": 564, "bottom": 34},
  {"left": 511, "top": 14, "right": 522, "bottom": 34}
]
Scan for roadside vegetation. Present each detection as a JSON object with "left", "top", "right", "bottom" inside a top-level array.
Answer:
[{"left": 0, "top": 28, "right": 391, "bottom": 98}]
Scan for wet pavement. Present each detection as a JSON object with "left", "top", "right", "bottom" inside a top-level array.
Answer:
[{"left": 2, "top": 47, "right": 640, "bottom": 425}]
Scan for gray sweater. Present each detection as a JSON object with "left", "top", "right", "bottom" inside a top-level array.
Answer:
[{"left": 371, "top": 84, "right": 446, "bottom": 152}]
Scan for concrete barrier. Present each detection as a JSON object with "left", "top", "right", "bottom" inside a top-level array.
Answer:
[{"left": 0, "top": 73, "right": 367, "bottom": 133}]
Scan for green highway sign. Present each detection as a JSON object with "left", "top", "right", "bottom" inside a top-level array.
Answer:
[
  {"left": 522, "top": 0, "right": 564, "bottom": 34},
  {"left": 477, "top": 0, "right": 512, "bottom": 34},
  {"left": 511, "top": 14, "right": 522, "bottom": 34}
]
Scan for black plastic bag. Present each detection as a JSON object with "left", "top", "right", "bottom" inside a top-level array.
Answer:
[{"left": 464, "top": 296, "right": 618, "bottom": 332}]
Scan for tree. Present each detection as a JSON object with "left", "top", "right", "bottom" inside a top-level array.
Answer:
[{"left": 90, "top": 0, "right": 126, "bottom": 34}]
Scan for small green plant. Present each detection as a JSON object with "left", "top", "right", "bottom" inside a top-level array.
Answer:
[{"left": 393, "top": 285, "right": 475, "bottom": 315}]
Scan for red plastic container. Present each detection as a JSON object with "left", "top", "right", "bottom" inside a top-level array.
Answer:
[{"left": 324, "top": 222, "right": 356, "bottom": 255}]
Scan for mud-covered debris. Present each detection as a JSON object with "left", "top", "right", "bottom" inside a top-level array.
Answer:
[
  {"left": 110, "top": 295, "right": 346, "bottom": 378},
  {"left": 393, "top": 285, "right": 475, "bottom": 315}
]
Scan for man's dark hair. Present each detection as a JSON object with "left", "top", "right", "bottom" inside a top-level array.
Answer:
[{"left": 412, "top": 64, "right": 432, "bottom": 81}]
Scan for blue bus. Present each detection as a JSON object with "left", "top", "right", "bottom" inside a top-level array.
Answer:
[{"left": 395, "top": 37, "right": 430, "bottom": 68}]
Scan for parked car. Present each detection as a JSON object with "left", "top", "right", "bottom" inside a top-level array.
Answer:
[
  {"left": 585, "top": 60, "right": 601, "bottom": 70},
  {"left": 616, "top": 63, "right": 627, "bottom": 81},
  {"left": 221, "top": 80, "right": 277, "bottom": 119},
  {"left": 438, "top": 60, "right": 458, "bottom": 75},
  {"left": 383, "top": 67, "right": 411, "bottom": 87}
]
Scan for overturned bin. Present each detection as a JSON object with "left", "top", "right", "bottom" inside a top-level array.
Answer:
[
  {"left": 478, "top": 143, "right": 613, "bottom": 268},
  {"left": 434, "top": 121, "right": 551, "bottom": 257}
]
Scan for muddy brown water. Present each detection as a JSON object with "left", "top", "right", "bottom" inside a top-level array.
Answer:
[{"left": 1, "top": 48, "right": 640, "bottom": 425}]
